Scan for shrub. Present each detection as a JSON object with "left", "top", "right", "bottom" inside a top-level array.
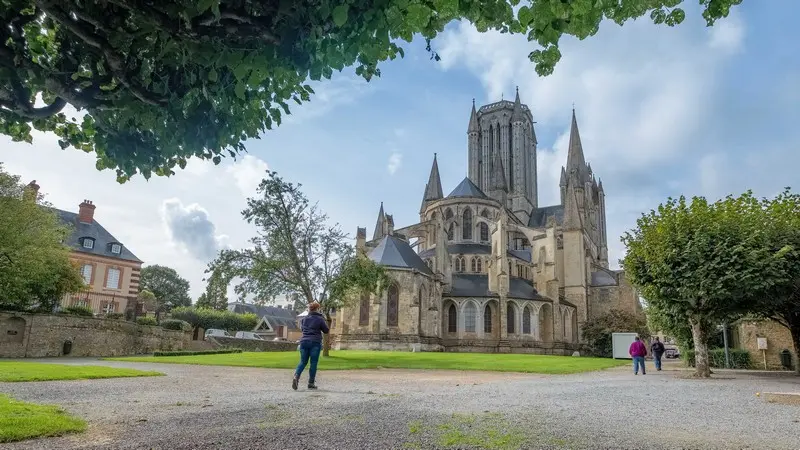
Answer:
[
  {"left": 60, "top": 305, "right": 94, "bottom": 317},
  {"left": 104, "top": 313, "right": 124, "bottom": 320},
  {"left": 153, "top": 349, "right": 243, "bottom": 357},
  {"left": 170, "top": 306, "right": 258, "bottom": 332},
  {"left": 682, "top": 349, "right": 752, "bottom": 369},
  {"left": 136, "top": 316, "right": 158, "bottom": 326},
  {"left": 581, "top": 309, "right": 650, "bottom": 357},
  {"left": 160, "top": 319, "right": 191, "bottom": 332}
]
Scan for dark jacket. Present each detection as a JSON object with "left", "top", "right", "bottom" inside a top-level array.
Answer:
[
  {"left": 651, "top": 341, "right": 665, "bottom": 355},
  {"left": 299, "top": 311, "right": 330, "bottom": 343}
]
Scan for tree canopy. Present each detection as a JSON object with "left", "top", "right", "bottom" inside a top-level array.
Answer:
[
  {"left": 0, "top": 164, "right": 83, "bottom": 311},
  {"left": 139, "top": 264, "right": 192, "bottom": 307},
  {"left": 1, "top": 0, "right": 741, "bottom": 180},
  {"left": 622, "top": 191, "right": 794, "bottom": 377}
]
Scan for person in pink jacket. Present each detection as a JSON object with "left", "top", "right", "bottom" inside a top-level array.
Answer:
[{"left": 629, "top": 336, "right": 648, "bottom": 375}]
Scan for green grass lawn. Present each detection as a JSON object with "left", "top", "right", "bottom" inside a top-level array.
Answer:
[
  {"left": 0, "top": 361, "right": 164, "bottom": 382},
  {"left": 107, "top": 350, "right": 627, "bottom": 374},
  {"left": 0, "top": 394, "right": 86, "bottom": 443}
]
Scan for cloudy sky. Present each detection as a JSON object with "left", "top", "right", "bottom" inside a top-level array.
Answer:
[{"left": 3, "top": 1, "right": 798, "bottom": 302}]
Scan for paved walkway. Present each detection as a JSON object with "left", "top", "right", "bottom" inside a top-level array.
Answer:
[{"left": 2, "top": 358, "right": 799, "bottom": 449}]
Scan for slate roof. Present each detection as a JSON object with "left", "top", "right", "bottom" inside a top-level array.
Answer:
[
  {"left": 447, "top": 177, "right": 489, "bottom": 199},
  {"left": 591, "top": 270, "right": 619, "bottom": 287},
  {"left": 368, "top": 235, "right": 434, "bottom": 275},
  {"left": 53, "top": 208, "right": 142, "bottom": 263},
  {"left": 528, "top": 205, "right": 564, "bottom": 228},
  {"left": 448, "top": 274, "right": 548, "bottom": 301},
  {"left": 418, "top": 243, "right": 531, "bottom": 262},
  {"left": 227, "top": 303, "right": 299, "bottom": 330}
]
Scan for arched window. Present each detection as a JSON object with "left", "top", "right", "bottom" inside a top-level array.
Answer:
[
  {"left": 462, "top": 209, "right": 473, "bottom": 240},
  {"left": 523, "top": 306, "right": 531, "bottom": 334},
  {"left": 507, "top": 303, "right": 516, "bottom": 334},
  {"left": 447, "top": 222, "right": 454, "bottom": 241},
  {"left": 479, "top": 222, "right": 489, "bottom": 242},
  {"left": 470, "top": 257, "right": 477, "bottom": 272},
  {"left": 483, "top": 305, "right": 492, "bottom": 333},
  {"left": 476, "top": 258, "right": 483, "bottom": 273},
  {"left": 387, "top": 284, "right": 399, "bottom": 327},
  {"left": 358, "top": 292, "right": 370, "bottom": 326},
  {"left": 464, "top": 302, "right": 476, "bottom": 332},
  {"left": 448, "top": 304, "right": 457, "bottom": 333},
  {"left": 455, "top": 257, "right": 465, "bottom": 273}
]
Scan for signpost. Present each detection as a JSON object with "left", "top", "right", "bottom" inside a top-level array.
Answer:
[{"left": 757, "top": 337, "right": 768, "bottom": 369}]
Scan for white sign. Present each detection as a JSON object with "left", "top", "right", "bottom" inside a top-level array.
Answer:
[
  {"left": 757, "top": 337, "right": 768, "bottom": 350},
  {"left": 611, "top": 332, "right": 638, "bottom": 359}
]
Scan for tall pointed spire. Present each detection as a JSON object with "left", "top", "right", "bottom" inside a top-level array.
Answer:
[
  {"left": 566, "top": 108, "right": 587, "bottom": 180},
  {"left": 468, "top": 98, "right": 479, "bottom": 133},
  {"left": 490, "top": 151, "right": 508, "bottom": 192},
  {"left": 372, "top": 202, "right": 386, "bottom": 241},
  {"left": 422, "top": 153, "right": 443, "bottom": 203},
  {"left": 511, "top": 86, "right": 525, "bottom": 122},
  {"left": 559, "top": 166, "right": 567, "bottom": 186}
]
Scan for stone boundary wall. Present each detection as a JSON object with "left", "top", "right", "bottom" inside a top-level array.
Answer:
[
  {"left": 210, "top": 336, "right": 297, "bottom": 352},
  {"left": 0, "top": 312, "right": 189, "bottom": 358}
]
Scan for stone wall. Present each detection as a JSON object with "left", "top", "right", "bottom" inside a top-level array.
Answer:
[
  {"left": 735, "top": 319, "right": 796, "bottom": 370},
  {"left": 0, "top": 312, "right": 189, "bottom": 358},
  {"left": 210, "top": 336, "right": 297, "bottom": 352}
]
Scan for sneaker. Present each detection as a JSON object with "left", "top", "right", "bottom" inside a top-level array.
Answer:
[
  {"left": 292, "top": 377, "right": 299, "bottom": 391},
  {"left": 307, "top": 383, "right": 318, "bottom": 390}
]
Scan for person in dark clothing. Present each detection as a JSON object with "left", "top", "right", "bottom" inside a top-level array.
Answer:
[
  {"left": 292, "top": 302, "right": 329, "bottom": 390},
  {"left": 651, "top": 336, "right": 666, "bottom": 371}
]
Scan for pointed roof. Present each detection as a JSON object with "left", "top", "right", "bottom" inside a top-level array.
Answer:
[
  {"left": 447, "top": 177, "right": 488, "bottom": 199},
  {"left": 598, "top": 179, "right": 604, "bottom": 192},
  {"left": 422, "top": 153, "right": 443, "bottom": 202},
  {"left": 368, "top": 235, "right": 433, "bottom": 275},
  {"left": 559, "top": 166, "right": 567, "bottom": 186},
  {"left": 566, "top": 109, "right": 587, "bottom": 181},
  {"left": 490, "top": 151, "right": 507, "bottom": 192},
  {"left": 511, "top": 87, "right": 525, "bottom": 122},
  {"left": 372, "top": 202, "right": 386, "bottom": 241},
  {"left": 468, "top": 99, "right": 479, "bottom": 133}
]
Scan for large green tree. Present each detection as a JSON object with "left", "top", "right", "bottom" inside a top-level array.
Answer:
[
  {"left": 622, "top": 192, "right": 793, "bottom": 377},
  {"left": 205, "top": 170, "right": 389, "bottom": 356},
  {"left": 0, "top": 164, "right": 84, "bottom": 311},
  {"left": 1, "top": 0, "right": 741, "bottom": 180},
  {"left": 139, "top": 264, "right": 192, "bottom": 307}
]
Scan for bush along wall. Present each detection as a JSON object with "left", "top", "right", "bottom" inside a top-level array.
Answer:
[
  {"left": 153, "top": 349, "right": 243, "bottom": 357},
  {"left": 682, "top": 349, "right": 752, "bottom": 369}
]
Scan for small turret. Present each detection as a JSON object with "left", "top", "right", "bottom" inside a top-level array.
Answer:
[
  {"left": 468, "top": 99, "right": 479, "bottom": 134},
  {"left": 511, "top": 87, "right": 525, "bottom": 123},
  {"left": 372, "top": 202, "right": 386, "bottom": 241}
]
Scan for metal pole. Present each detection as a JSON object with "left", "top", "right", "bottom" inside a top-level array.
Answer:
[{"left": 722, "top": 322, "right": 731, "bottom": 369}]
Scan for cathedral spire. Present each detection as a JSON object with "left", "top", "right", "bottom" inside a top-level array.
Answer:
[
  {"left": 559, "top": 166, "right": 567, "bottom": 186},
  {"left": 468, "top": 99, "right": 479, "bottom": 133},
  {"left": 422, "top": 153, "right": 444, "bottom": 203},
  {"left": 566, "top": 108, "right": 587, "bottom": 180},
  {"left": 372, "top": 202, "right": 386, "bottom": 241},
  {"left": 490, "top": 151, "right": 508, "bottom": 192},
  {"left": 511, "top": 86, "right": 525, "bottom": 122}
]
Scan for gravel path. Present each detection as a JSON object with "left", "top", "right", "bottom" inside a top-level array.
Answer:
[{"left": 2, "top": 359, "right": 799, "bottom": 449}]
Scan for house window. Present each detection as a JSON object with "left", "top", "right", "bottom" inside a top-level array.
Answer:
[
  {"left": 464, "top": 303, "right": 476, "bottom": 332},
  {"left": 80, "top": 264, "right": 93, "bottom": 284},
  {"left": 483, "top": 305, "right": 492, "bottom": 333},
  {"left": 111, "top": 244, "right": 121, "bottom": 254},
  {"left": 462, "top": 209, "right": 473, "bottom": 240},
  {"left": 480, "top": 223, "right": 489, "bottom": 242},
  {"left": 82, "top": 238, "right": 94, "bottom": 249},
  {"left": 507, "top": 304, "right": 516, "bottom": 334},
  {"left": 447, "top": 304, "right": 457, "bottom": 333},
  {"left": 101, "top": 302, "right": 116, "bottom": 314},
  {"left": 359, "top": 293, "right": 370, "bottom": 326},
  {"left": 387, "top": 284, "right": 399, "bottom": 327},
  {"left": 72, "top": 299, "right": 88, "bottom": 308},
  {"left": 105, "top": 268, "right": 121, "bottom": 289}
]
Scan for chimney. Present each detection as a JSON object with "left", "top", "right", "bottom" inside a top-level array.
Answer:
[
  {"left": 356, "top": 227, "right": 366, "bottom": 255},
  {"left": 78, "top": 200, "right": 96, "bottom": 223},
  {"left": 23, "top": 180, "right": 40, "bottom": 202}
]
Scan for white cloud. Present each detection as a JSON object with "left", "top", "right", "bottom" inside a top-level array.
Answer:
[
  {"left": 387, "top": 151, "right": 403, "bottom": 175},
  {"left": 285, "top": 74, "right": 377, "bottom": 124},
  {"left": 225, "top": 155, "right": 269, "bottom": 197},
  {"left": 708, "top": 12, "right": 745, "bottom": 54},
  {"left": 161, "top": 199, "right": 228, "bottom": 262}
]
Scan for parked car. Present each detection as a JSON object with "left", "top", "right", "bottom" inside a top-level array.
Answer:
[
  {"left": 665, "top": 348, "right": 680, "bottom": 359},
  {"left": 273, "top": 337, "right": 288, "bottom": 342},
  {"left": 205, "top": 328, "right": 231, "bottom": 339},
  {"left": 234, "top": 331, "right": 264, "bottom": 340}
]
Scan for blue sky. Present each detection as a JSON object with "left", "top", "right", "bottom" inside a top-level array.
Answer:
[{"left": 3, "top": 1, "right": 798, "bottom": 301}]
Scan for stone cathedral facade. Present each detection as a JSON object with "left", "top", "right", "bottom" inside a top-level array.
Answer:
[{"left": 334, "top": 91, "right": 642, "bottom": 354}]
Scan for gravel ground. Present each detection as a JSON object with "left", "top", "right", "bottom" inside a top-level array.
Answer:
[{"left": 2, "top": 359, "right": 799, "bottom": 450}]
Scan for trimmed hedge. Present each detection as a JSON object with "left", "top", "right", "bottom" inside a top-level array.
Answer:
[
  {"left": 170, "top": 306, "right": 258, "bottom": 332},
  {"left": 136, "top": 316, "right": 158, "bottom": 326},
  {"left": 153, "top": 349, "right": 243, "bottom": 357},
  {"left": 60, "top": 305, "right": 94, "bottom": 317},
  {"left": 682, "top": 348, "right": 752, "bottom": 369},
  {"left": 104, "top": 313, "right": 124, "bottom": 320},
  {"left": 160, "top": 319, "right": 191, "bottom": 331}
]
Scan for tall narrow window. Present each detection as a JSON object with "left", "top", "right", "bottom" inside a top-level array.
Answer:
[
  {"left": 387, "top": 284, "right": 399, "bottom": 327},
  {"left": 81, "top": 264, "right": 93, "bottom": 284},
  {"left": 507, "top": 303, "right": 516, "bottom": 334},
  {"left": 464, "top": 303, "right": 476, "bottom": 332},
  {"left": 470, "top": 257, "right": 477, "bottom": 272},
  {"left": 448, "top": 304, "right": 457, "bottom": 333},
  {"left": 359, "top": 293, "right": 370, "bottom": 326},
  {"left": 476, "top": 258, "right": 483, "bottom": 272},
  {"left": 483, "top": 305, "right": 492, "bottom": 333},
  {"left": 508, "top": 125, "right": 514, "bottom": 191},
  {"left": 517, "top": 266, "right": 523, "bottom": 278},
  {"left": 523, "top": 306, "right": 531, "bottom": 334},
  {"left": 105, "top": 268, "right": 121, "bottom": 289},
  {"left": 462, "top": 209, "right": 473, "bottom": 240},
  {"left": 447, "top": 223, "right": 454, "bottom": 241},
  {"left": 480, "top": 223, "right": 489, "bottom": 242}
]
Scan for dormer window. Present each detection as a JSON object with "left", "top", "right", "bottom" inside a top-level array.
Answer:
[
  {"left": 82, "top": 238, "right": 95, "bottom": 249},
  {"left": 111, "top": 244, "right": 121, "bottom": 254}
]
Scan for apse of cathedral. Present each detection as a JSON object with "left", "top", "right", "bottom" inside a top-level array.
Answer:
[{"left": 334, "top": 90, "right": 642, "bottom": 354}]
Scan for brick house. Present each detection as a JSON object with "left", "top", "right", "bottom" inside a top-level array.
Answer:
[{"left": 27, "top": 182, "right": 144, "bottom": 315}]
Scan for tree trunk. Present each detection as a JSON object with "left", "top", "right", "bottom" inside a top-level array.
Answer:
[
  {"left": 789, "top": 321, "right": 800, "bottom": 375},
  {"left": 322, "top": 312, "right": 333, "bottom": 357},
  {"left": 690, "top": 318, "right": 711, "bottom": 378}
]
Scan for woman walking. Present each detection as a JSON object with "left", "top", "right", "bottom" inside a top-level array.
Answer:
[{"left": 292, "top": 302, "right": 329, "bottom": 390}]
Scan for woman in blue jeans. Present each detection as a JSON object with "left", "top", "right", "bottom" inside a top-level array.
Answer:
[{"left": 292, "top": 302, "right": 330, "bottom": 390}]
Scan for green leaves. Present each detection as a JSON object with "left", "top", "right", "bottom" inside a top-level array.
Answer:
[{"left": 332, "top": 5, "right": 349, "bottom": 27}]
